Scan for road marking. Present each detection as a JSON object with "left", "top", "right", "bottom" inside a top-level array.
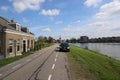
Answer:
[
  {"left": 52, "top": 64, "right": 55, "bottom": 69},
  {"left": 12, "top": 64, "right": 21, "bottom": 69},
  {"left": 26, "top": 59, "right": 31, "bottom": 62},
  {"left": 56, "top": 55, "right": 58, "bottom": 58},
  {"left": 54, "top": 58, "right": 57, "bottom": 62},
  {"left": 0, "top": 74, "right": 2, "bottom": 76},
  {"left": 48, "top": 74, "right": 52, "bottom": 80}
]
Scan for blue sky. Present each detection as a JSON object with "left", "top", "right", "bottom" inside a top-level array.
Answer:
[{"left": 0, "top": 0, "right": 120, "bottom": 39}]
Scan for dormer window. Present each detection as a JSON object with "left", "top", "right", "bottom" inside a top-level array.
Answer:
[
  {"left": 16, "top": 24, "right": 21, "bottom": 31},
  {"left": 21, "top": 27, "right": 29, "bottom": 33},
  {"left": 16, "top": 25, "right": 19, "bottom": 31},
  {"left": 9, "top": 22, "right": 21, "bottom": 31}
]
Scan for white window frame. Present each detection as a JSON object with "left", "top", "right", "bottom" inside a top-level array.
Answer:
[
  {"left": 9, "top": 39, "right": 14, "bottom": 54},
  {"left": 17, "top": 39, "right": 20, "bottom": 51},
  {"left": 22, "top": 38, "right": 27, "bottom": 52}
]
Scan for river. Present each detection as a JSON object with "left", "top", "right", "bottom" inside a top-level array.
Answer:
[{"left": 72, "top": 43, "right": 120, "bottom": 60}]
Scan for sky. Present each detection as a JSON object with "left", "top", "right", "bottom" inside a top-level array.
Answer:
[{"left": 0, "top": 0, "right": 120, "bottom": 39}]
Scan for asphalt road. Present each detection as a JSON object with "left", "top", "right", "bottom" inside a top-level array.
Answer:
[{"left": 0, "top": 44, "right": 71, "bottom": 80}]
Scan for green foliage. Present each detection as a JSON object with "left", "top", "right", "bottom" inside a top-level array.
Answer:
[
  {"left": 34, "top": 42, "right": 53, "bottom": 50},
  {"left": 70, "top": 46, "right": 120, "bottom": 80},
  {"left": 0, "top": 52, "right": 33, "bottom": 68},
  {"left": 34, "top": 35, "right": 54, "bottom": 51}
]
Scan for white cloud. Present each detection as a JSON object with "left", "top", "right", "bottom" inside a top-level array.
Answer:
[
  {"left": 0, "top": 6, "right": 9, "bottom": 11},
  {"left": 74, "top": 20, "right": 81, "bottom": 23},
  {"left": 61, "top": 20, "right": 120, "bottom": 38},
  {"left": 40, "top": 9, "right": 60, "bottom": 16},
  {"left": 59, "top": 0, "right": 120, "bottom": 39},
  {"left": 84, "top": 0, "right": 102, "bottom": 7},
  {"left": 84, "top": 21, "right": 120, "bottom": 37},
  {"left": 94, "top": 0, "right": 120, "bottom": 19},
  {"left": 42, "top": 28, "right": 51, "bottom": 32},
  {"left": 55, "top": 21, "right": 63, "bottom": 24},
  {"left": 62, "top": 27, "right": 71, "bottom": 31},
  {"left": 87, "top": 21, "right": 109, "bottom": 27},
  {"left": 10, "top": 0, "right": 45, "bottom": 13}
]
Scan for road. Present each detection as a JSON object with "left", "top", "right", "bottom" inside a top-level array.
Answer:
[{"left": 0, "top": 44, "right": 71, "bottom": 80}]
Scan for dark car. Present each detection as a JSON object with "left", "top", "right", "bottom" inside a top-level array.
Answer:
[{"left": 59, "top": 42, "right": 70, "bottom": 52}]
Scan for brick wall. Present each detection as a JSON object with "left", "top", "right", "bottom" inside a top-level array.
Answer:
[{"left": 5, "top": 32, "right": 34, "bottom": 58}]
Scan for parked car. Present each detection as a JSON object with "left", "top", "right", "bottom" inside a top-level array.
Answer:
[{"left": 59, "top": 42, "right": 70, "bottom": 52}]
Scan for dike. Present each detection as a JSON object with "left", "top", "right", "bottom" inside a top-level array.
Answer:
[{"left": 67, "top": 45, "right": 120, "bottom": 80}]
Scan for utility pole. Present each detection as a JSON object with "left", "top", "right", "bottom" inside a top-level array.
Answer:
[{"left": 59, "top": 35, "right": 61, "bottom": 43}]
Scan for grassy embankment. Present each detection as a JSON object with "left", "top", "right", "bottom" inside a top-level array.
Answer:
[
  {"left": 0, "top": 43, "right": 53, "bottom": 68},
  {"left": 68, "top": 45, "right": 120, "bottom": 80}
]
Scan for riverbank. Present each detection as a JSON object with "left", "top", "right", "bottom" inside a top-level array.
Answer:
[
  {"left": 72, "top": 43, "right": 120, "bottom": 60},
  {"left": 67, "top": 45, "right": 120, "bottom": 80}
]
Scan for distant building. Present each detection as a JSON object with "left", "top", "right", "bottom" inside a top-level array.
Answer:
[
  {"left": 79, "top": 36, "right": 89, "bottom": 43},
  {"left": 89, "top": 37, "right": 120, "bottom": 43},
  {"left": 0, "top": 16, "right": 34, "bottom": 59}
]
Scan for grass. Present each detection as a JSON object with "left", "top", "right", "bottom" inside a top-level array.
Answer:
[
  {"left": 0, "top": 52, "right": 34, "bottom": 68},
  {"left": 68, "top": 45, "right": 120, "bottom": 80},
  {"left": 0, "top": 43, "right": 53, "bottom": 68}
]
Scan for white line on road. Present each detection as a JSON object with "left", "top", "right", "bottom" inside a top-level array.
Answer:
[
  {"left": 56, "top": 55, "right": 58, "bottom": 58},
  {"left": 52, "top": 64, "right": 55, "bottom": 70},
  {"left": 26, "top": 59, "right": 31, "bottom": 62},
  {"left": 48, "top": 74, "right": 52, "bottom": 80},
  {"left": 12, "top": 64, "right": 21, "bottom": 69},
  {"left": 54, "top": 58, "right": 57, "bottom": 62},
  {"left": 0, "top": 74, "right": 2, "bottom": 76}
]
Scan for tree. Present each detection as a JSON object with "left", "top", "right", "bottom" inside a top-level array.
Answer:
[
  {"left": 70, "top": 38, "right": 77, "bottom": 43},
  {"left": 38, "top": 36, "right": 44, "bottom": 43},
  {"left": 66, "top": 39, "right": 70, "bottom": 43},
  {"left": 48, "top": 36, "right": 54, "bottom": 43}
]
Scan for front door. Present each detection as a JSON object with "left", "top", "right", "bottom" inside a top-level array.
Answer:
[{"left": 23, "top": 40, "right": 26, "bottom": 52}]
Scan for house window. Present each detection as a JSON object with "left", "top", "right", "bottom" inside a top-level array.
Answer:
[
  {"left": 17, "top": 40, "right": 20, "bottom": 51},
  {"left": 16, "top": 24, "right": 19, "bottom": 31},
  {"left": 27, "top": 40, "right": 29, "bottom": 48},
  {"left": 9, "top": 39, "right": 13, "bottom": 53},
  {"left": 31, "top": 40, "right": 33, "bottom": 48}
]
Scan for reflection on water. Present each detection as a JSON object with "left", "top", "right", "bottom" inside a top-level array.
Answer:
[{"left": 72, "top": 43, "right": 120, "bottom": 60}]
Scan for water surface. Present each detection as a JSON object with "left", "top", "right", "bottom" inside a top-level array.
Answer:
[{"left": 72, "top": 43, "right": 120, "bottom": 60}]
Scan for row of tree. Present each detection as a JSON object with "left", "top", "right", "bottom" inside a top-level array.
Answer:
[
  {"left": 33, "top": 36, "right": 55, "bottom": 51},
  {"left": 37, "top": 36, "right": 55, "bottom": 43},
  {"left": 66, "top": 38, "right": 81, "bottom": 43},
  {"left": 66, "top": 36, "right": 120, "bottom": 43},
  {"left": 35, "top": 36, "right": 120, "bottom": 43}
]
